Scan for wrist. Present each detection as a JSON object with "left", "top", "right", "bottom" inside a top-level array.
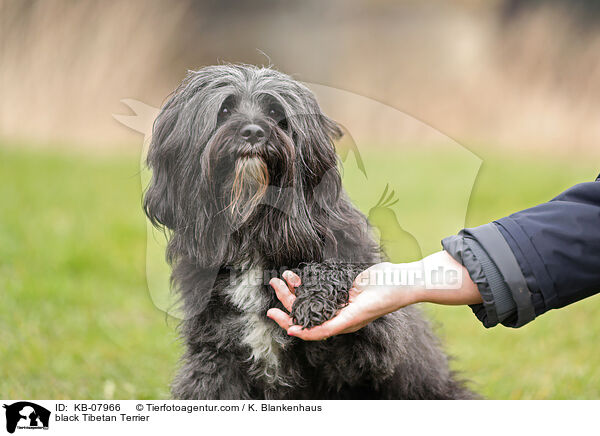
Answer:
[
  {"left": 385, "top": 262, "right": 427, "bottom": 307},
  {"left": 384, "top": 252, "right": 469, "bottom": 306},
  {"left": 416, "top": 251, "right": 481, "bottom": 306}
]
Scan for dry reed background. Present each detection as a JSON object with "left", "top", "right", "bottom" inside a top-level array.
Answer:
[
  {"left": 2, "top": 0, "right": 600, "bottom": 400},
  {"left": 1, "top": 0, "right": 600, "bottom": 155}
]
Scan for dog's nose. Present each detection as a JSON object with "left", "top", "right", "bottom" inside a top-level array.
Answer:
[{"left": 240, "top": 124, "right": 265, "bottom": 145}]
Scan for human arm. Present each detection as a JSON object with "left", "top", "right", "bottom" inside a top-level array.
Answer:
[{"left": 448, "top": 176, "right": 600, "bottom": 328}]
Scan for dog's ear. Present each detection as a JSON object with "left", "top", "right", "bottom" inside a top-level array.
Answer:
[
  {"left": 282, "top": 83, "right": 342, "bottom": 186},
  {"left": 144, "top": 68, "right": 225, "bottom": 232},
  {"left": 319, "top": 113, "right": 344, "bottom": 142},
  {"left": 144, "top": 72, "right": 231, "bottom": 266},
  {"left": 297, "top": 111, "right": 343, "bottom": 193},
  {"left": 143, "top": 97, "right": 183, "bottom": 230}
]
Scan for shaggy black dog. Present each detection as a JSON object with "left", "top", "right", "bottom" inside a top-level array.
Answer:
[{"left": 144, "top": 64, "right": 474, "bottom": 399}]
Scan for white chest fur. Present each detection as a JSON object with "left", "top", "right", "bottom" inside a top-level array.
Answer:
[{"left": 224, "top": 268, "right": 284, "bottom": 381}]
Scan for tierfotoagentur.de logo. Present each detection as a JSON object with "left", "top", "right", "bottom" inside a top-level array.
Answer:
[{"left": 3, "top": 402, "right": 50, "bottom": 434}]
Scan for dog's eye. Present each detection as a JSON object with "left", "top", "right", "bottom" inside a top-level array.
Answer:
[
  {"left": 218, "top": 104, "right": 232, "bottom": 123},
  {"left": 268, "top": 106, "right": 283, "bottom": 121},
  {"left": 218, "top": 96, "right": 236, "bottom": 123}
]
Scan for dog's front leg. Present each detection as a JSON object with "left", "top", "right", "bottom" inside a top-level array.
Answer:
[
  {"left": 289, "top": 262, "right": 404, "bottom": 396},
  {"left": 171, "top": 347, "right": 253, "bottom": 400}
]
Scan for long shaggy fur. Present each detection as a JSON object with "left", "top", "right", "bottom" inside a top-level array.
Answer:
[{"left": 144, "top": 64, "right": 475, "bottom": 399}]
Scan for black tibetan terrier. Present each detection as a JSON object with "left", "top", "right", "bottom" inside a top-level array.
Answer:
[{"left": 144, "top": 64, "right": 474, "bottom": 399}]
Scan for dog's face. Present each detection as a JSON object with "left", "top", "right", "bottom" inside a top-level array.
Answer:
[
  {"left": 201, "top": 82, "right": 296, "bottom": 222},
  {"left": 144, "top": 65, "right": 345, "bottom": 267}
]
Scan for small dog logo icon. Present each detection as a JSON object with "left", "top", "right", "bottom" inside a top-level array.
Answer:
[{"left": 3, "top": 402, "right": 50, "bottom": 434}]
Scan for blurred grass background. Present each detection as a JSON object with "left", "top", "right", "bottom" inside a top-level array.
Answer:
[
  {"left": 0, "top": 145, "right": 177, "bottom": 399},
  {"left": 0, "top": 143, "right": 597, "bottom": 399},
  {"left": 1, "top": 0, "right": 599, "bottom": 399}
]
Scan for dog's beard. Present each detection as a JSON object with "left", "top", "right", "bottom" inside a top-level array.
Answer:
[
  {"left": 226, "top": 156, "right": 270, "bottom": 224},
  {"left": 202, "top": 121, "right": 297, "bottom": 227}
]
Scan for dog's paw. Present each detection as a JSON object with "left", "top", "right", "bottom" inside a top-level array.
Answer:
[
  {"left": 291, "top": 287, "right": 346, "bottom": 329},
  {"left": 289, "top": 261, "right": 368, "bottom": 329}
]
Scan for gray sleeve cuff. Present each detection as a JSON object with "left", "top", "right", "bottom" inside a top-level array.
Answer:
[
  {"left": 465, "top": 223, "right": 535, "bottom": 328},
  {"left": 467, "top": 237, "right": 516, "bottom": 321},
  {"left": 442, "top": 233, "right": 515, "bottom": 327}
]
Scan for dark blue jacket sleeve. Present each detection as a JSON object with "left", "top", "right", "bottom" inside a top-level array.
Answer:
[{"left": 443, "top": 174, "right": 600, "bottom": 328}]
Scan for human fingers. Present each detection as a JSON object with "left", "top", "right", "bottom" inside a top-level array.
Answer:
[{"left": 269, "top": 277, "right": 296, "bottom": 312}]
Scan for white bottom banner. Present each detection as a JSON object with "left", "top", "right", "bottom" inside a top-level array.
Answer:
[{"left": 0, "top": 400, "right": 595, "bottom": 435}]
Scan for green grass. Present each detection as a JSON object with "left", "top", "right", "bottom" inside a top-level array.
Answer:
[
  {"left": 0, "top": 146, "right": 179, "bottom": 399},
  {"left": 0, "top": 143, "right": 598, "bottom": 399}
]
